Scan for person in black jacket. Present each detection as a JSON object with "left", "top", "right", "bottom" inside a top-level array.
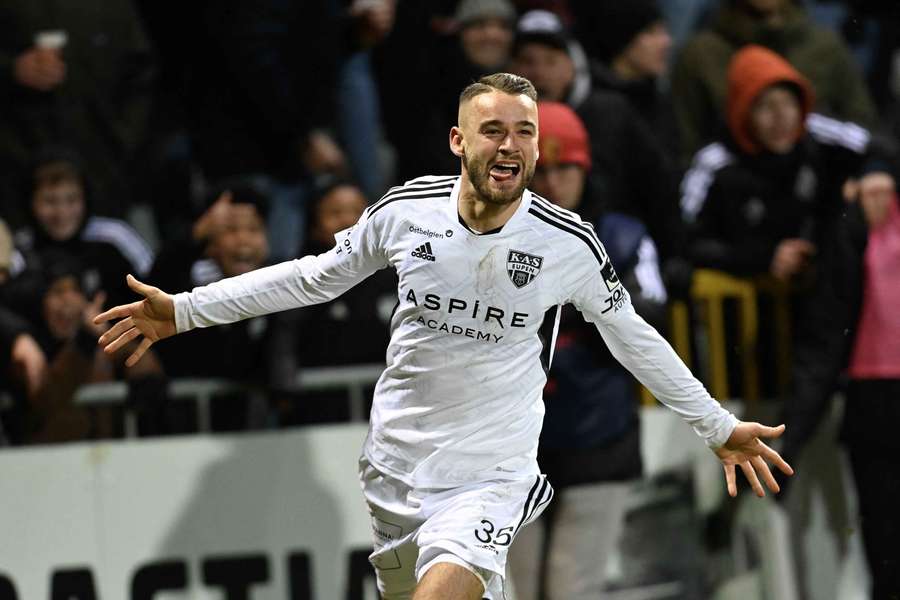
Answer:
[
  {"left": 7, "top": 256, "right": 164, "bottom": 444},
  {"left": 0, "top": 0, "right": 154, "bottom": 223},
  {"left": 383, "top": 0, "right": 517, "bottom": 183},
  {"left": 6, "top": 150, "right": 154, "bottom": 315},
  {"left": 681, "top": 45, "right": 893, "bottom": 281},
  {"left": 510, "top": 10, "right": 688, "bottom": 294},
  {"left": 680, "top": 45, "right": 896, "bottom": 471},
  {"left": 148, "top": 182, "right": 289, "bottom": 431},
  {"left": 183, "top": 0, "right": 346, "bottom": 262},
  {"left": 269, "top": 179, "right": 397, "bottom": 425},
  {"left": 573, "top": 0, "right": 680, "bottom": 160}
]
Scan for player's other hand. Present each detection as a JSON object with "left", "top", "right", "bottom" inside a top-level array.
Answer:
[
  {"left": 94, "top": 275, "right": 176, "bottom": 367},
  {"left": 714, "top": 421, "right": 794, "bottom": 498}
]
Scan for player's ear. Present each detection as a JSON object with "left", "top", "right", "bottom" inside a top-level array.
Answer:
[{"left": 449, "top": 126, "right": 464, "bottom": 158}]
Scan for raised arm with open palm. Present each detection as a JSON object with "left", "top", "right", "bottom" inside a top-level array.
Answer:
[
  {"left": 94, "top": 274, "right": 177, "bottom": 367},
  {"left": 97, "top": 277, "right": 793, "bottom": 499}
]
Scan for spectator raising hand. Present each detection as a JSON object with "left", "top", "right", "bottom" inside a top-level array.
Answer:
[
  {"left": 13, "top": 46, "right": 66, "bottom": 91},
  {"left": 770, "top": 238, "right": 816, "bottom": 282},
  {"left": 192, "top": 191, "right": 233, "bottom": 242},
  {"left": 844, "top": 172, "right": 897, "bottom": 228},
  {"left": 350, "top": 0, "right": 396, "bottom": 48}
]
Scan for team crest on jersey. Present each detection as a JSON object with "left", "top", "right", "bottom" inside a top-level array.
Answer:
[
  {"left": 601, "top": 259, "right": 620, "bottom": 292},
  {"left": 507, "top": 249, "right": 543, "bottom": 288}
]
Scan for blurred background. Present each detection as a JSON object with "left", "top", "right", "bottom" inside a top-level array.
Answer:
[{"left": 1, "top": 0, "right": 899, "bottom": 598}]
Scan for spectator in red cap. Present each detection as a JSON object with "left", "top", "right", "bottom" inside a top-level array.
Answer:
[
  {"left": 508, "top": 102, "right": 669, "bottom": 600},
  {"left": 529, "top": 102, "right": 590, "bottom": 211}
]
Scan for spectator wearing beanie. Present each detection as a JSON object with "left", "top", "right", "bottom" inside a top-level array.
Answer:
[
  {"left": 577, "top": 0, "right": 681, "bottom": 159},
  {"left": 671, "top": 0, "right": 877, "bottom": 161},
  {"left": 508, "top": 102, "right": 667, "bottom": 600},
  {"left": 411, "top": 0, "right": 518, "bottom": 179}
]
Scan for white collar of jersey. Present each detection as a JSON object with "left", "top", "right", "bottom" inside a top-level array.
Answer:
[{"left": 447, "top": 176, "right": 534, "bottom": 236}]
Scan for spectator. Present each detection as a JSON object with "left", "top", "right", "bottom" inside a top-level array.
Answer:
[
  {"left": 455, "top": 0, "right": 517, "bottom": 72},
  {"left": 680, "top": 45, "right": 890, "bottom": 280},
  {"left": 0, "top": 0, "right": 155, "bottom": 223},
  {"left": 147, "top": 183, "right": 288, "bottom": 430},
  {"left": 336, "top": 0, "right": 397, "bottom": 200},
  {"left": 6, "top": 150, "right": 154, "bottom": 313},
  {"left": 184, "top": 0, "right": 345, "bottom": 262},
  {"left": 508, "top": 102, "right": 667, "bottom": 600},
  {"left": 772, "top": 160, "right": 899, "bottom": 600},
  {"left": 23, "top": 258, "right": 107, "bottom": 442},
  {"left": 680, "top": 45, "right": 896, "bottom": 475},
  {"left": 384, "top": 0, "right": 517, "bottom": 182},
  {"left": 672, "top": 0, "right": 877, "bottom": 160},
  {"left": 576, "top": 0, "right": 681, "bottom": 157},
  {"left": 270, "top": 179, "right": 397, "bottom": 425},
  {"left": 16, "top": 256, "right": 163, "bottom": 444},
  {"left": 834, "top": 179, "right": 900, "bottom": 600},
  {"left": 511, "top": 11, "right": 687, "bottom": 288}
]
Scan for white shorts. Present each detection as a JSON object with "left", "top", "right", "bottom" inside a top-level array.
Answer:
[{"left": 359, "top": 457, "right": 554, "bottom": 600}]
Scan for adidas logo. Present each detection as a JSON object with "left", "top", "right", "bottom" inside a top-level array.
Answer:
[{"left": 411, "top": 242, "right": 436, "bottom": 262}]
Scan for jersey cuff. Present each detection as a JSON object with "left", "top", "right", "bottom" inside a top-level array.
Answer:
[
  {"left": 704, "top": 411, "right": 739, "bottom": 449},
  {"left": 173, "top": 292, "right": 195, "bottom": 334}
]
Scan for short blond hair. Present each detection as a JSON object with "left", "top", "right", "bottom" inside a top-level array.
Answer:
[{"left": 459, "top": 73, "right": 538, "bottom": 106}]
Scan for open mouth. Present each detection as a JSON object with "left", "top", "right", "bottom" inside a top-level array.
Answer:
[{"left": 489, "top": 162, "right": 521, "bottom": 182}]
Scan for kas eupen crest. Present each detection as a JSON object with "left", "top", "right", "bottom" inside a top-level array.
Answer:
[{"left": 507, "top": 249, "right": 544, "bottom": 288}]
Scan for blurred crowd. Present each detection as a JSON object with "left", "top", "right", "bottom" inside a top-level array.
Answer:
[{"left": 2, "top": 0, "right": 900, "bottom": 595}]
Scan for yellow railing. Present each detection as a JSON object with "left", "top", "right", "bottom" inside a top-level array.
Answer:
[{"left": 643, "top": 269, "right": 792, "bottom": 406}]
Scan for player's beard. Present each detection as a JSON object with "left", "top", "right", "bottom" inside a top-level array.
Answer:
[{"left": 462, "top": 151, "right": 533, "bottom": 206}]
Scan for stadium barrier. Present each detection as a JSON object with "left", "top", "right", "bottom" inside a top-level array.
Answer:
[
  {"left": 65, "top": 364, "right": 385, "bottom": 437},
  {"left": 0, "top": 397, "right": 870, "bottom": 599}
]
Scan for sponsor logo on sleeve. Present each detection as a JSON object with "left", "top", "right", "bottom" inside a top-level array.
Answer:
[{"left": 601, "top": 259, "right": 620, "bottom": 292}]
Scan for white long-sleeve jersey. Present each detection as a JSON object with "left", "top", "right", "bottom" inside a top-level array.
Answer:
[{"left": 174, "top": 176, "right": 737, "bottom": 487}]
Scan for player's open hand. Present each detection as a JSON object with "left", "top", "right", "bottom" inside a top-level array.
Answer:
[
  {"left": 714, "top": 421, "right": 794, "bottom": 498},
  {"left": 94, "top": 275, "right": 176, "bottom": 367}
]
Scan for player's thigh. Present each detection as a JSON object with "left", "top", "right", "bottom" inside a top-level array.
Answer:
[
  {"left": 417, "top": 474, "right": 554, "bottom": 599},
  {"left": 413, "top": 561, "right": 484, "bottom": 600}
]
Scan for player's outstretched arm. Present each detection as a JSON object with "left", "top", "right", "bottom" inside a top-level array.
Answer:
[
  {"left": 94, "top": 274, "right": 176, "bottom": 367},
  {"left": 714, "top": 422, "right": 794, "bottom": 498}
]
